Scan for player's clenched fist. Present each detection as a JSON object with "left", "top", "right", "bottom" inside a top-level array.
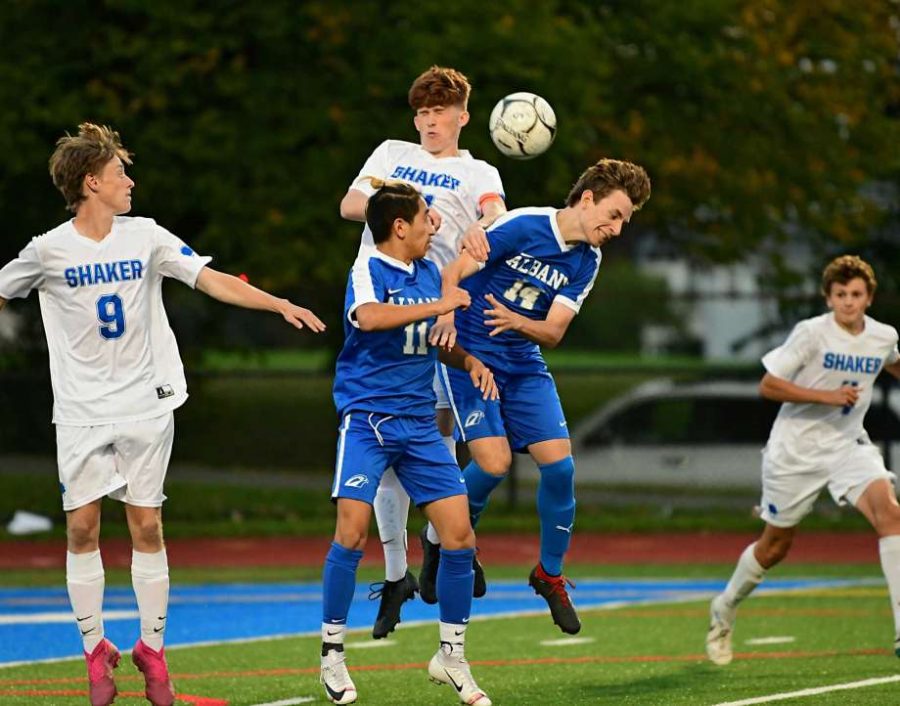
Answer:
[{"left": 437, "top": 286, "right": 471, "bottom": 315}]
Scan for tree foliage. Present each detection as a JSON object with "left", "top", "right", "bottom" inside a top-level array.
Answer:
[{"left": 0, "top": 0, "right": 897, "bottom": 346}]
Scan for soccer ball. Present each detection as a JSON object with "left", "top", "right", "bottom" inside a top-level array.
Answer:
[{"left": 489, "top": 92, "right": 557, "bottom": 159}]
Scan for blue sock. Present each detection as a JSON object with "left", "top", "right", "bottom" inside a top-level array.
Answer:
[
  {"left": 463, "top": 460, "right": 505, "bottom": 528},
  {"left": 322, "top": 541, "right": 364, "bottom": 625},
  {"left": 437, "top": 547, "right": 475, "bottom": 624},
  {"left": 537, "top": 457, "right": 576, "bottom": 576}
]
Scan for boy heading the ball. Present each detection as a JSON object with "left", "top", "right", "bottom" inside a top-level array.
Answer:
[{"left": 339, "top": 66, "right": 507, "bottom": 638}]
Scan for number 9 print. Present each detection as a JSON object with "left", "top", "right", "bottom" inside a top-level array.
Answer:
[{"left": 96, "top": 294, "right": 126, "bottom": 340}]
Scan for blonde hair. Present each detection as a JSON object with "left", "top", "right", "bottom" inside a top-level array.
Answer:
[
  {"left": 49, "top": 123, "right": 132, "bottom": 212},
  {"left": 821, "top": 255, "right": 877, "bottom": 296}
]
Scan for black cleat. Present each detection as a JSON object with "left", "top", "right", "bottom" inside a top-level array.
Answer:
[
  {"left": 528, "top": 563, "right": 581, "bottom": 634},
  {"left": 473, "top": 551, "right": 487, "bottom": 598},
  {"left": 369, "top": 571, "right": 418, "bottom": 639},
  {"left": 418, "top": 526, "right": 441, "bottom": 605}
]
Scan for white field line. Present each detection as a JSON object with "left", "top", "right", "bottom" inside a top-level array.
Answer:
[
  {"left": 744, "top": 636, "right": 795, "bottom": 646},
  {"left": 0, "top": 609, "right": 138, "bottom": 625},
  {"left": 540, "top": 636, "right": 595, "bottom": 647},
  {"left": 249, "top": 698, "right": 315, "bottom": 706},
  {"left": 0, "top": 577, "right": 882, "bottom": 669},
  {"left": 711, "top": 674, "right": 900, "bottom": 705}
]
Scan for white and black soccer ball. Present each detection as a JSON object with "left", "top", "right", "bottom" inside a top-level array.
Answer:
[{"left": 489, "top": 92, "right": 557, "bottom": 160}]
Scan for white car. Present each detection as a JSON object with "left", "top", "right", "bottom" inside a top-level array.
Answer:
[{"left": 568, "top": 378, "right": 900, "bottom": 490}]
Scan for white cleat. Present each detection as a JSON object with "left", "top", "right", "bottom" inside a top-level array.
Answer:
[
  {"left": 428, "top": 649, "right": 492, "bottom": 706},
  {"left": 320, "top": 647, "right": 358, "bottom": 704},
  {"left": 706, "top": 594, "right": 736, "bottom": 666}
]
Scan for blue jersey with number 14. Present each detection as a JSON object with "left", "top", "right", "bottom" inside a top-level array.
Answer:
[
  {"left": 455, "top": 207, "right": 602, "bottom": 373},
  {"left": 333, "top": 249, "right": 442, "bottom": 419}
]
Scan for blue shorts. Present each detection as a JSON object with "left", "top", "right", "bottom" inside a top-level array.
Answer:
[
  {"left": 440, "top": 364, "right": 568, "bottom": 453},
  {"left": 331, "top": 412, "right": 466, "bottom": 506}
]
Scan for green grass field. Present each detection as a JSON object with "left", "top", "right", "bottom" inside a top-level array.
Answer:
[{"left": 2, "top": 564, "right": 897, "bottom": 705}]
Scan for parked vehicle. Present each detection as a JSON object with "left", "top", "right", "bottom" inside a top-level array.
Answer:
[{"left": 567, "top": 378, "right": 900, "bottom": 490}]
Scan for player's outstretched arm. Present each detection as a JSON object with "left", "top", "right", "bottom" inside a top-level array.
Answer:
[
  {"left": 759, "top": 372, "right": 859, "bottom": 407},
  {"left": 355, "top": 287, "right": 470, "bottom": 332},
  {"left": 483, "top": 297, "right": 575, "bottom": 349},
  {"left": 438, "top": 345, "right": 499, "bottom": 401},
  {"left": 195, "top": 268, "right": 325, "bottom": 332},
  {"left": 339, "top": 189, "right": 369, "bottom": 223}
]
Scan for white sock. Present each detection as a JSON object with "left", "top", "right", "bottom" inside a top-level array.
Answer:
[
  {"left": 442, "top": 435, "right": 457, "bottom": 460},
  {"left": 879, "top": 535, "right": 900, "bottom": 639},
  {"left": 722, "top": 542, "right": 766, "bottom": 609},
  {"left": 374, "top": 469, "right": 410, "bottom": 582},
  {"left": 439, "top": 620, "right": 466, "bottom": 659},
  {"left": 426, "top": 522, "right": 441, "bottom": 545},
  {"left": 322, "top": 622, "right": 346, "bottom": 646},
  {"left": 66, "top": 550, "right": 105, "bottom": 653},
  {"left": 131, "top": 549, "right": 169, "bottom": 652}
]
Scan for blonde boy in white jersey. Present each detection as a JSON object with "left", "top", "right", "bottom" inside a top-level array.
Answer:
[
  {"left": 0, "top": 124, "right": 325, "bottom": 706},
  {"left": 339, "top": 66, "right": 507, "bottom": 638},
  {"left": 706, "top": 255, "right": 900, "bottom": 666}
]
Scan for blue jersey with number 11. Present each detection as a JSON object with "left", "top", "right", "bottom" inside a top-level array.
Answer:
[
  {"left": 455, "top": 207, "right": 602, "bottom": 373},
  {"left": 333, "top": 250, "right": 441, "bottom": 419}
]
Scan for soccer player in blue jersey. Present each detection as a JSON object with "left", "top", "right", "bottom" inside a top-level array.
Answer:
[
  {"left": 340, "top": 66, "right": 506, "bottom": 638},
  {"left": 423, "top": 159, "right": 651, "bottom": 634},
  {"left": 320, "top": 179, "right": 497, "bottom": 706}
]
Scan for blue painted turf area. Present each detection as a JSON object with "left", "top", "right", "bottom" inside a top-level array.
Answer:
[{"left": 1, "top": 577, "right": 867, "bottom": 665}]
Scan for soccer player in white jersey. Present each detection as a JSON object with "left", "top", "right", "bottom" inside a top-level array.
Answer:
[
  {"left": 339, "top": 66, "right": 507, "bottom": 637},
  {"left": 706, "top": 255, "right": 900, "bottom": 666},
  {"left": 321, "top": 180, "right": 496, "bottom": 705},
  {"left": 0, "top": 123, "right": 324, "bottom": 706}
]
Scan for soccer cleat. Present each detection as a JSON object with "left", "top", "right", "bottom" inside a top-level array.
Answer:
[
  {"left": 473, "top": 551, "right": 487, "bottom": 598},
  {"left": 131, "top": 639, "right": 176, "bottom": 706},
  {"left": 528, "top": 564, "right": 581, "bottom": 634},
  {"left": 418, "top": 525, "right": 441, "bottom": 605},
  {"left": 84, "top": 638, "right": 120, "bottom": 706},
  {"left": 321, "top": 644, "right": 358, "bottom": 704},
  {"left": 370, "top": 570, "right": 419, "bottom": 639},
  {"left": 428, "top": 648, "right": 491, "bottom": 706},
  {"left": 706, "top": 594, "right": 736, "bottom": 666}
]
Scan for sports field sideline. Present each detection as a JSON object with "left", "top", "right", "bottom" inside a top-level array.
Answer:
[{"left": 2, "top": 532, "right": 897, "bottom": 705}]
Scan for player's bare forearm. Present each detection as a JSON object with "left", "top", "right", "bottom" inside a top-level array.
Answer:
[
  {"left": 442, "top": 252, "right": 481, "bottom": 293},
  {"left": 196, "top": 268, "right": 325, "bottom": 332},
  {"left": 483, "top": 295, "right": 573, "bottom": 349},
  {"left": 759, "top": 372, "right": 858, "bottom": 407},
  {"left": 339, "top": 189, "right": 368, "bottom": 222},
  {"left": 438, "top": 345, "right": 499, "bottom": 400},
  {"left": 479, "top": 197, "right": 506, "bottom": 228},
  {"left": 355, "top": 301, "right": 444, "bottom": 332},
  {"left": 0, "top": 297, "right": 6, "bottom": 312},
  {"left": 459, "top": 198, "right": 506, "bottom": 262}
]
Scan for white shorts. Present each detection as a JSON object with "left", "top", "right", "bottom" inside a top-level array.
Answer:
[
  {"left": 759, "top": 440, "right": 896, "bottom": 527},
  {"left": 56, "top": 412, "right": 175, "bottom": 511}
]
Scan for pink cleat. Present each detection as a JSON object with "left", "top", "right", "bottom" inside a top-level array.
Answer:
[
  {"left": 131, "top": 639, "right": 176, "bottom": 706},
  {"left": 84, "top": 639, "right": 120, "bottom": 706}
]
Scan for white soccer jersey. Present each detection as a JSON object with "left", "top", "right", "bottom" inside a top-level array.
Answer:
[
  {"left": 0, "top": 217, "right": 211, "bottom": 425},
  {"left": 349, "top": 139, "right": 505, "bottom": 269},
  {"left": 762, "top": 312, "right": 900, "bottom": 462}
]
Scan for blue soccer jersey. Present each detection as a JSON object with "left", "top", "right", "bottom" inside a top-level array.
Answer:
[
  {"left": 333, "top": 250, "right": 442, "bottom": 418},
  {"left": 455, "top": 207, "right": 601, "bottom": 372}
]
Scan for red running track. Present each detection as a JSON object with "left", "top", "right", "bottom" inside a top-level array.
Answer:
[{"left": 0, "top": 531, "right": 880, "bottom": 569}]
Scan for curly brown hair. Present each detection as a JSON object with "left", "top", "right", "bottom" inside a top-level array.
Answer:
[
  {"left": 49, "top": 123, "right": 132, "bottom": 212},
  {"left": 408, "top": 66, "right": 471, "bottom": 110},
  {"left": 565, "top": 158, "right": 651, "bottom": 210},
  {"left": 821, "top": 255, "right": 877, "bottom": 296}
]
